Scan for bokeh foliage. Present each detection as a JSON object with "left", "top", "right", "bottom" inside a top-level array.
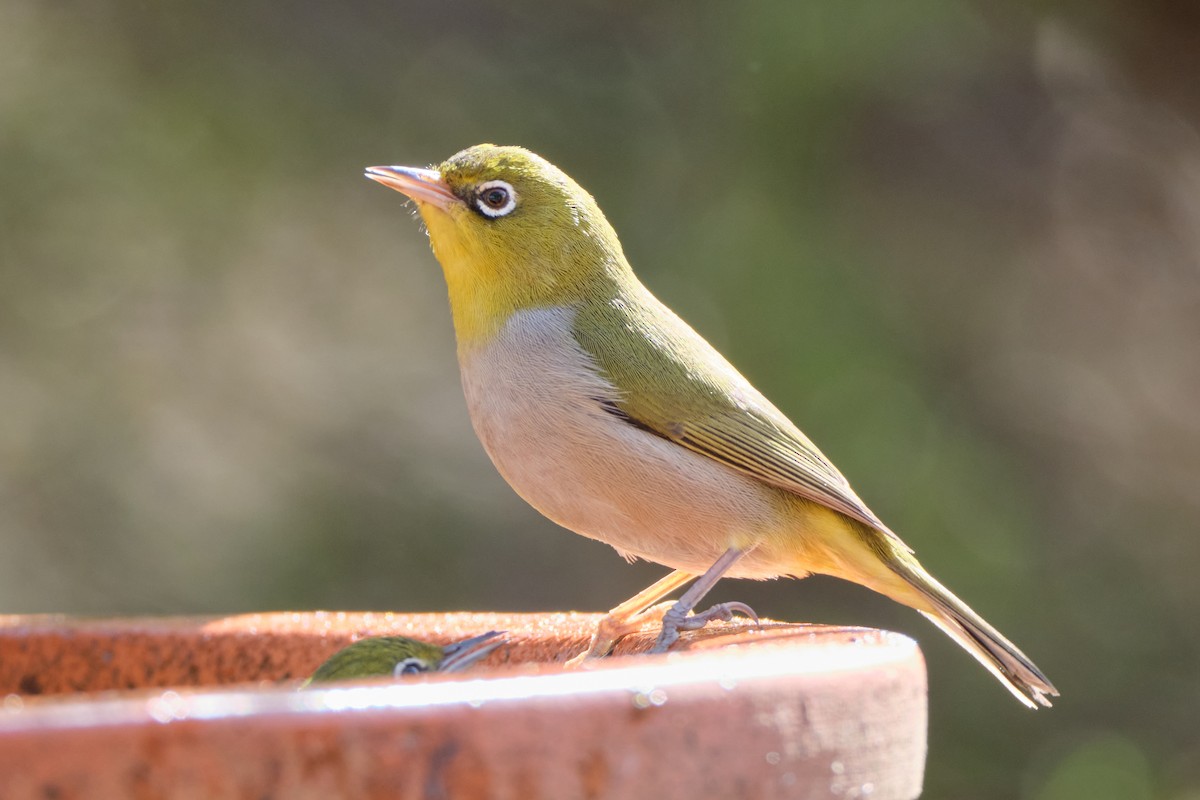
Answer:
[{"left": 2, "top": 2, "right": 1198, "bottom": 797}]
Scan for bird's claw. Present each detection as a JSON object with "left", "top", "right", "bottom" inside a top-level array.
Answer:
[
  {"left": 674, "top": 601, "right": 759, "bottom": 630},
  {"left": 566, "top": 601, "right": 678, "bottom": 667},
  {"left": 650, "top": 600, "right": 760, "bottom": 653}
]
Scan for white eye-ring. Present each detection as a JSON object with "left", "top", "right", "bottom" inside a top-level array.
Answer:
[
  {"left": 474, "top": 180, "right": 518, "bottom": 218},
  {"left": 394, "top": 657, "right": 428, "bottom": 677}
]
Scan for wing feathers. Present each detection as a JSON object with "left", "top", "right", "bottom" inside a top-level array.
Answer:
[{"left": 576, "top": 289, "right": 908, "bottom": 552}]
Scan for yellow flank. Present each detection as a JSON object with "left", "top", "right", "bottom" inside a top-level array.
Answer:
[{"left": 365, "top": 144, "right": 1059, "bottom": 709}]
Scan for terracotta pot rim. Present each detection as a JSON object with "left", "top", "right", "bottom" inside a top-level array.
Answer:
[{"left": 0, "top": 612, "right": 928, "bottom": 799}]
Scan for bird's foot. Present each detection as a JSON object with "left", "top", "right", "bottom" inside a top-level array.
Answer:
[
  {"left": 565, "top": 569, "right": 698, "bottom": 668},
  {"left": 649, "top": 600, "right": 760, "bottom": 654},
  {"left": 566, "top": 601, "right": 676, "bottom": 667}
]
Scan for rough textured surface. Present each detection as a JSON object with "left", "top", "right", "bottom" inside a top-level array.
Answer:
[
  {"left": 0, "top": 612, "right": 927, "bottom": 799},
  {"left": 0, "top": 611, "right": 607, "bottom": 694}
]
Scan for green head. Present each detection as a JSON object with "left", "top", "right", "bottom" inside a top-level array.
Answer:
[
  {"left": 301, "top": 631, "right": 504, "bottom": 686},
  {"left": 366, "top": 144, "right": 632, "bottom": 345}
]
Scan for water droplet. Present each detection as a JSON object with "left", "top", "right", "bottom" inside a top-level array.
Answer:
[
  {"left": 632, "top": 684, "right": 668, "bottom": 710},
  {"left": 831, "top": 760, "right": 845, "bottom": 775},
  {"left": 147, "top": 690, "right": 187, "bottom": 724},
  {"left": 3, "top": 694, "right": 23, "bottom": 712},
  {"left": 765, "top": 751, "right": 781, "bottom": 765}
]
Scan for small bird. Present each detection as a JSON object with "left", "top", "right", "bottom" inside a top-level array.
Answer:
[
  {"left": 301, "top": 631, "right": 504, "bottom": 686},
  {"left": 365, "top": 145, "right": 1059, "bottom": 708}
]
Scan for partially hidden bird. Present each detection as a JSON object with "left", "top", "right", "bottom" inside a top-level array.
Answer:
[
  {"left": 365, "top": 144, "right": 1058, "bottom": 708},
  {"left": 301, "top": 630, "right": 504, "bottom": 686}
]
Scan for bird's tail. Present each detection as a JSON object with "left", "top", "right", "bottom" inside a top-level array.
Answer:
[{"left": 880, "top": 552, "right": 1059, "bottom": 709}]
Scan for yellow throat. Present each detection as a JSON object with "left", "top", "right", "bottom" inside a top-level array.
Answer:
[{"left": 369, "top": 144, "right": 633, "bottom": 347}]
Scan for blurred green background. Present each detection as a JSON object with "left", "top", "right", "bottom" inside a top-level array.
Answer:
[{"left": 2, "top": 1, "right": 1198, "bottom": 797}]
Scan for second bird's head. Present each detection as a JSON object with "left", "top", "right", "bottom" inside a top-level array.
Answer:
[{"left": 366, "top": 145, "right": 631, "bottom": 341}]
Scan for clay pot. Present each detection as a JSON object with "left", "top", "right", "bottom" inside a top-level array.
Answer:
[{"left": 0, "top": 612, "right": 925, "bottom": 799}]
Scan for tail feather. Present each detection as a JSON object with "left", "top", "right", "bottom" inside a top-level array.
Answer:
[
  {"left": 918, "top": 610, "right": 1057, "bottom": 709},
  {"left": 887, "top": 555, "right": 1059, "bottom": 709}
]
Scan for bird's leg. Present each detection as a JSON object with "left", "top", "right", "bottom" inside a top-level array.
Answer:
[
  {"left": 566, "top": 569, "right": 697, "bottom": 666},
  {"left": 650, "top": 547, "right": 758, "bottom": 653}
]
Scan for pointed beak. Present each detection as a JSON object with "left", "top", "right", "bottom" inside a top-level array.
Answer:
[
  {"left": 436, "top": 630, "right": 505, "bottom": 672},
  {"left": 365, "top": 165, "right": 459, "bottom": 212}
]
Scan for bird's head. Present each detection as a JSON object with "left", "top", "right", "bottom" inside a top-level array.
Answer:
[
  {"left": 302, "top": 631, "right": 504, "bottom": 686},
  {"left": 366, "top": 144, "right": 630, "bottom": 344}
]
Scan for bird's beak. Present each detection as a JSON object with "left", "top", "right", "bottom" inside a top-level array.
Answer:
[
  {"left": 365, "top": 165, "right": 458, "bottom": 212},
  {"left": 437, "top": 630, "right": 505, "bottom": 672}
]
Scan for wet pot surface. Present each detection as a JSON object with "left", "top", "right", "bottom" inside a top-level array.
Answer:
[{"left": 0, "top": 612, "right": 927, "bottom": 799}]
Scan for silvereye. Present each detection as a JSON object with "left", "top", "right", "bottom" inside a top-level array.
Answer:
[
  {"left": 301, "top": 631, "right": 503, "bottom": 686},
  {"left": 365, "top": 145, "right": 1057, "bottom": 708}
]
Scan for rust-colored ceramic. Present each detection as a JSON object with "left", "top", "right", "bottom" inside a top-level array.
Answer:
[{"left": 0, "top": 613, "right": 926, "bottom": 799}]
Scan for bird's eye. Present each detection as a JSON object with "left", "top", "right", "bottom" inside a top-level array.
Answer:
[
  {"left": 395, "top": 658, "right": 428, "bottom": 676},
  {"left": 474, "top": 180, "right": 517, "bottom": 218}
]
